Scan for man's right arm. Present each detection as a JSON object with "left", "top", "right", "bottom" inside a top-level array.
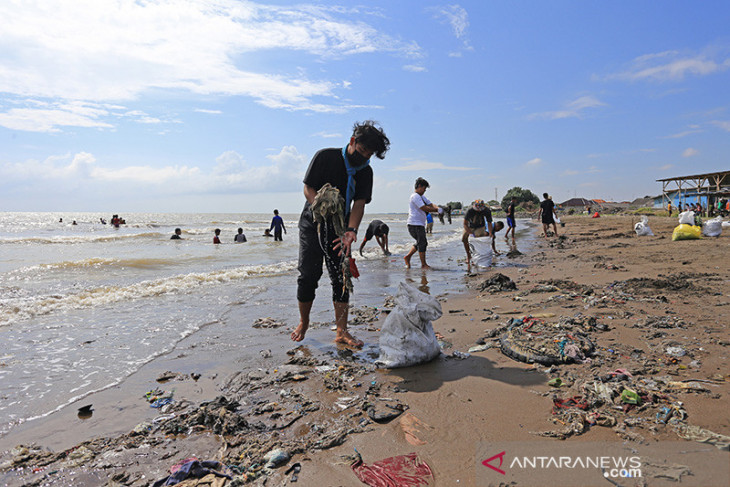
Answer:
[{"left": 303, "top": 184, "right": 317, "bottom": 205}]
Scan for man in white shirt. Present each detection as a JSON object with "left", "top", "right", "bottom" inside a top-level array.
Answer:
[{"left": 404, "top": 177, "right": 439, "bottom": 269}]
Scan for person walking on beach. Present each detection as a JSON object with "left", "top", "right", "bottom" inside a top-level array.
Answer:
[
  {"left": 505, "top": 196, "right": 517, "bottom": 240},
  {"left": 171, "top": 228, "right": 182, "bottom": 240},
  {"left": 538, "top": 193, "right": 559, "bottom": 238},
  {"left": 291, "top": 120, "right": 390, "bottom": 348},
  {"left": 213, "top": 228, "right": 221, "bottom": 244},
  {"left": 269, "top": 210, "right": 286, "bottom": 241},
  {"left": 462, "top": 199, "right": 503, "bottom": 270},
  {"left": 359, "top": 219, "right": 390, "bottom": 256},
  {"left": 404, "top": 177, "right": 439, "bottom": 269},
  {"left": 234, "top": 228, "right": 247, "bottom": 242}
]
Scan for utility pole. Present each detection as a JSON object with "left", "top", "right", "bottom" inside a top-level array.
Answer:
[{"left": 495, "top": 187, "right": 498, "bottom": 202}]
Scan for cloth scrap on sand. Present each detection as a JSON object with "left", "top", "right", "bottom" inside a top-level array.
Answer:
[
  {"left": 151, "top": 460, "right": 232, "bottom": 487},
  {"left": 352, "top": 452, "right": 434, "bottom": 487}
]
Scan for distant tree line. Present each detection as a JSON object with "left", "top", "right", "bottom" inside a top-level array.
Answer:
[{"left": 446, "top": 187, "right": 540, "bottom": 213}]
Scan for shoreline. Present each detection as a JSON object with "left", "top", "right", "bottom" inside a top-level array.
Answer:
[{"left": 2, "top": 214, "right": 729, "bottom": 486}]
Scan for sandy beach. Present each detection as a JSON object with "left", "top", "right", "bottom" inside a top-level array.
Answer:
[{"left": 1, "top": 213, "right": 729, "bottom": 486}]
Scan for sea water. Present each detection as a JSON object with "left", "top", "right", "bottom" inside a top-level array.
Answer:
[{"left": 0, "top": 211, "right": 534, "bottom": 441}]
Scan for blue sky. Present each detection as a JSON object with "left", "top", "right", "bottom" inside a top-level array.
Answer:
[{"left": 1, "top": 1, "right": 729, "bottom": 213}]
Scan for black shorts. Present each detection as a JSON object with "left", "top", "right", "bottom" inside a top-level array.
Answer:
[
  {"left": 297, "top": 204, "right": 349, "bottom": 303},
  {"left": 407, "top": 224, "right": 428, "bottom": 252}
]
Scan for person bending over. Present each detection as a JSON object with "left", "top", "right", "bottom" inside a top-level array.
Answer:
[{"left": 359, "top": 219, "right": 390, "bottom": 256}]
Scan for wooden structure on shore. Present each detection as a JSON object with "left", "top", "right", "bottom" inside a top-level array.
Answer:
[{"left": 657, "top": 170, "right": 730, "bottom": 210}]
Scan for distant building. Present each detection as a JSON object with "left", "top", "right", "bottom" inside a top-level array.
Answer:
[{"left": 657, "top": 170, "right": 730, "bottom": 210}]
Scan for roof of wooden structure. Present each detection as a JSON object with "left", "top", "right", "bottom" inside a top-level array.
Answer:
[
  {"left": 656, "top": 170, "right": 730, "bottom": 183},
  {"left": 657, "top": 170, "right": 730, "bottom": 198}
]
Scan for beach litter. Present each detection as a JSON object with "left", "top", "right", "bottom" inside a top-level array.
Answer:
[
  {"left": 151, "top": 459, "right": 232, "bottom": 487},
  {"left": 702, "top": 216, "right": 723, "bottom": 237},
  {"left": 350, "top": 451, "right": 435, "bottom": 487},
  {"left": 376, "top": 282, "right": 442, "bottom": 368},
  {"left": 634, "top": 215, "right": 654, "bottom": 236},
  {"left": 400, "top": 413, "right": 434, "bottom": 446},
  {"left": 263, "top": 448, "right": 290, "bottom": 469},
  {"left": 499, "top": 317, "right": 595, "bottom": 365},
  {"left": 252, "top": 317, "right": 285, "bottom": 328},
  {"left": 477, "top": 273, "right": 517, "bottom": 293},
  {"left": 672, "top": 223, "right": 701, "bottom": 241}
]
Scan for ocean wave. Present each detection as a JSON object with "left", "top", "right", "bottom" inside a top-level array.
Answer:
[
  {"left": 0, "top": 261, "right": 296, "bottom": 327},
  {"left": 30, "top": 257, "right": 190, "bottom": 270},
  {"left": 0, "top": 232, "right": 165, "bottom": 245}
]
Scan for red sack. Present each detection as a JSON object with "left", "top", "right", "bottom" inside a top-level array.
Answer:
[{"left": 352, "top": 452, "right": 434, "bottom": 487}]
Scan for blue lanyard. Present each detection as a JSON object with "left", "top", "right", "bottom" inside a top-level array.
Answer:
[{"left": 342, "top": 146, "right": 370, "bottom": 214}]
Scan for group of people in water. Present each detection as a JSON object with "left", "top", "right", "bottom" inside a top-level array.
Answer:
[{"left": 169, "top": 209, "right": 288, "bottom": 243}]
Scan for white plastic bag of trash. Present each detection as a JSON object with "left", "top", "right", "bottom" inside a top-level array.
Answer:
[
  {"left": 703, "top": 217, "right": 723, "bottom": 237},
  {"left": 634, "top": 215, "right": 654, "bottom": 236},
  {"left": 678, "top": 210, "right": 695, "bottom": 225},
  {"left": 469, "top": 237, "right": 493, "bottom": 267},
  {"left": 376, "top": 282, "right": 443, "bottom": 368}
]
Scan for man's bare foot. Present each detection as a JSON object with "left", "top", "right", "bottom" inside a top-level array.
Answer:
[
  {"left": 335, "top": 330, "right": 363, "bottom": 348},
  {"left": 291, "top": 322, "right": 308, "bottom": 342},
  {"left": 404, "top": 256, "right": 411, "bottom": 268},
  {"left": 422, "top": 264, "right": 431, "bottom": 269}
]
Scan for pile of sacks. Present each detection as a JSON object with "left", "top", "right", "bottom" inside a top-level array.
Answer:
[{"left": 672, "top": 210, "right": 724, "bottom": 240}]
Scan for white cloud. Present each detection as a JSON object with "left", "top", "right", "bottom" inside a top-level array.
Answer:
[
  {"left": 607, "top": 49, "right": 730, "bottom": 82},
  {"left": 526, "top": 158, "right": 542, "bottom": 166},
  {"left": 393, "top": 159, "right": 477, "bottom": 171},
  {"left": 0, "top": 101, "right": 114, "bottom": 132},
  {"left": 0, "top": 145, "right": 309, "bottom": 194},
  {"left": 528, "top": 95, "right": 606, "bottom": 120},
  {"left": 660, "top": 129, "right": 702, "bottom": 139},
  {"left": 660, "top": 164, "right": 674, "bottom": 170},
  {"left": 429, "top": 5, "right": 472, "bottom": 51},
  {"left": 403, "top": 65, "right": 427, "bottom": 72},
  {"left": 0, "top": 0, "right": 422, "bottom": 131},
  {"left": 195, "top": 108, "right": 223, "bottom": 114},
  {"left": 712, "top": 120, "right": 730, "bottom": 132},
  {"left": 431, "top": 5, "right": 469, "bottom": 39},
  {"left": 563, "top": 165, "right": 600, "bottom": 176},
  {"left": 92, "top": 165, "right": 199, "bottom": 183},
  {"left": 312, "top": 131, "right": 342, "bottom": 139},
  {"left": 682, "top": 148, "right": 699, "bottom": 157}
]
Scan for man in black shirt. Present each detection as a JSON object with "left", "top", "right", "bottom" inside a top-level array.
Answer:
[
  {"left": 538, "top": 192, "right": 559, "bottom": 238},
  {"left": 292, "top": 121, "right": 390, "bottom": 348},
  {"left": 359, "top": 219, "right": 390, "bottom": 256},
  {"left": 462, "top": 199, "right": 503, "bottom": 269}
]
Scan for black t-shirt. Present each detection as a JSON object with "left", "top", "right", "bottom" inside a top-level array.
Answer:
[
  {"left": 540, "top": 199, "right": 554, "bottom": 213},
  {"left": 365, "top": 220, "right": 389, "bottom": 240},
  {"left": 464, "top": 208, "right": 493, "bottom": 229},
  {"left": 303, "top": 148, "right": 373, "bottom": 213},
  {"left": 506, "top": 203, "right": 515, "bottom": 219},
  {"left": 540, "top": 199, "right": 555, "bottom": 222}
]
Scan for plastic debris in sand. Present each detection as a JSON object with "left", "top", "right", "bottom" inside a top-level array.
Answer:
[{"left": 499, "top": 317, "right": 594, "bottom": 365}]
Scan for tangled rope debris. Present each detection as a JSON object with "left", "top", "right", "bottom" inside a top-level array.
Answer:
[{"left": 311, "top": 183, "right": 355, "bottom": 294}]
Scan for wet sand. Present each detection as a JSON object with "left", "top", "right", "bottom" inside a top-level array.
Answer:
[{"left": 1, "top": 214, "right": 729, "bottom": 486}]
